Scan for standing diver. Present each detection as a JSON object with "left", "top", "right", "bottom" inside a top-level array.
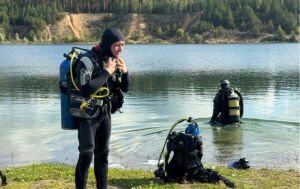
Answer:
[
  {"left": 209, "top": 80, "right": 243, "bottom": 126},
  {"left": 72, "top": 27, "right": 130, "bottom": 189}
]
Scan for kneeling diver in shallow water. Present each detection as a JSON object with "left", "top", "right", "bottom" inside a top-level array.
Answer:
[{"left": 209, "top": 80, "right": 243, "bottom": 126}]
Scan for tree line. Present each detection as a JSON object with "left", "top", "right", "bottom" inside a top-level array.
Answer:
[{"left": 0, "top": 0, "right": 299, "bottom": 42}]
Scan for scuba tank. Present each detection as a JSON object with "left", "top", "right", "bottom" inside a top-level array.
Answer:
[
  {"left": 59, "top": 47, "right": 109, "bottom": 129},
  {"left": 185, "top": 123, "right": 201, "bottom": 136},
  {"left": 228, "top": 89, "right": 240, "bottom": 123},
  {"left": 59, "top": 56, "right": 74, "bottom": 130}
]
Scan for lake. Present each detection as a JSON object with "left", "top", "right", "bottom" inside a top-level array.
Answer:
[{"left": 0, "top": 43, "right": 299, "bottom": 171}]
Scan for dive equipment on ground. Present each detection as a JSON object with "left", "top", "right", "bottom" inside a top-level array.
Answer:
[
  {"left": 156, "top": 117, "right": 199, "bottom": 168},
  {"left": 0, "top": 170, "right": 7, "bottom": 186},
  {"left": 155, "top": 117, "right": 234, "bottom": 188},
  {"left": 229, "top": 158, "right": 250, "bottom": 169},
  {"left": 155, "top": 117, "right": 202, "bottom": 182}
]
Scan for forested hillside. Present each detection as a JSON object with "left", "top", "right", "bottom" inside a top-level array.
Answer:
[{"left": 0, "top": 0, "right": 299, "bottom": 43}]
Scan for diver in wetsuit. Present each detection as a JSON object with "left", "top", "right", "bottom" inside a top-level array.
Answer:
[
  {"left": 74, "top": 27, "right": 130, "bottom": 189},
  {"left": 209, "top": 80, "right": 243, "bottom": 126}
]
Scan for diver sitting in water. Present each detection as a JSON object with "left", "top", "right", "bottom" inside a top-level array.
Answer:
[{"left": 209, "top": 80, "right": 243, "bottom": 126}]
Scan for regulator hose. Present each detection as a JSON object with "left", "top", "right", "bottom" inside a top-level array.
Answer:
[
  {"left": 157, "top": 117, "right": 199, "bottom": 167},
  {"left": 69, "top": 51, "right": 109, "bottom": 99}
]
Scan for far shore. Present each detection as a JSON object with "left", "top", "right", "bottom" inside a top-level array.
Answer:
[{"left": 0, "top": 40, "right": 298, "bottom": 45}]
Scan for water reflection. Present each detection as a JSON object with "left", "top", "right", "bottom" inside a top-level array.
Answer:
[
  {"left": 0, "top": 68, "right": 298, "bottom": 99},
  {"left": 211, "top": 126, "right": 243, "bottom": 162},
  {"left": 130, "top": 71, "right": 299, "bottom": 96}
]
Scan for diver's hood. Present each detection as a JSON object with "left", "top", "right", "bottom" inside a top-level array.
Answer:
[{"left": 99, "top": 27, "right": 124, "bottom": 58}]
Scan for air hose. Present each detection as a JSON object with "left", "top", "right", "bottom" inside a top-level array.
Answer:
[{"left": 69, "top": 50, "right": 109, "bottom": 112}]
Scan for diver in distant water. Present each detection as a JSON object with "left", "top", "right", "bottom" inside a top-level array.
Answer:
[{"left": 209, "top": 80, "right": 243, "bottom": 126}]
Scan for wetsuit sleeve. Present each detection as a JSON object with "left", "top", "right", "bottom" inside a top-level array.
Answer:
[
  {"left": 120, "top": 72, "right": 130, "bottom": 92},
  {"left": 211, "top": 91, "right": 221, "bottom": 121},
  {"left": 75, "top": 57, "right": 110, "bottom": 96}
]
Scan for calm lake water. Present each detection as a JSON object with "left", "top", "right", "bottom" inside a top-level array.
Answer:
[{"left": 0, "top": 44, "right": 299, "bottom": 171}]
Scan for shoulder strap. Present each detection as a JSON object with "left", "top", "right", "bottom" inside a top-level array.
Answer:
[{"left": 78, "top": 51, "right": 102, "bottom": 78}]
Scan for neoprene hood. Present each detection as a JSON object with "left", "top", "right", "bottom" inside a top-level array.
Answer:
[
  {"left": 100, "top": 27, "right": 124, "bottom": 58},
  {"left": 220, "top": 79, "right": 230, "bottom": 89}
]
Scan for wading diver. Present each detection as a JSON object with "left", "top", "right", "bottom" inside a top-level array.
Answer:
[{"left": 209, "top": 80, "right": 243, "bottom": 126}]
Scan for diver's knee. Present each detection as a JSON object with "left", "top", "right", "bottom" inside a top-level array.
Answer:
[
  {"left": 95, "top": 148, "right": 109, "bottom": 159},
  {"left": 80, "top": 150, "right": 94, "bottom": 163}
]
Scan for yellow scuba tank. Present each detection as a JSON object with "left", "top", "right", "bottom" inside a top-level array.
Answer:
[{"left": 228, "top": 89, "right": 240, "bottom": 123}]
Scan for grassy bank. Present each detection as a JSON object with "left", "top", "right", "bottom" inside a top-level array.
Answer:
[{"left": 1, "top": 164, "right": 299, "bottom": 189}]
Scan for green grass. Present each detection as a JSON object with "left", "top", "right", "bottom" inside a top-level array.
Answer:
[{"left": 1, "top": 164, "right": 299, "bottom": 188}]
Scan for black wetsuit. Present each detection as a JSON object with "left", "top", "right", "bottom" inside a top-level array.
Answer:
[
  {"left": 211, "top": 88, "right": 243, "bottom": 126},
  {"left": 74, "top": 47, "right": 129, "bottom": 189}
]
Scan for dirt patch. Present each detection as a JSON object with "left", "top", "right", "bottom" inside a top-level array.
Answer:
[
  {"left": 127, "top": 14, "right": 146, "bottom": 39},
  {"left": 41, "top": 13, "right": 278, "bottom": 44},
  {"left": 45, "top": 13, "right": 107, "bottom": 41}
]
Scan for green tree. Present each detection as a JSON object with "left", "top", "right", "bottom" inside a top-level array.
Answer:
[
  {"left": 193, "top": 33, "right": 203, "bottom": 43},
  {"left": 0, "top": 11, "right": 9, "bottom": 24},
  {"left": 176, "top": 28, "right": 184, "bottom": 37},
  {"left": 15, "top": 33, "right": 20, "bottom": 41},
  {"left": 266, "top": 19, "right": 274, "bottom": 33},
  {"left": 296, "top": 26, "right": 300, "bottom": 34},
  {"left": 130, "top": 0, "right": 139, "bottom": 13},
  {"left": 289, "top": 31, "right": 297, "bottom": 42},
  {"left": 239, "top": 21, "right": 247, "bottom": 31},
  {"left": 238, "top": 6, "right": 261, "bottom": 33},
  {"left": 224, "top": 8, "right": 235, "bottom": 28},
  {"left": 0, "top": 27, "right": 6, "bottom": 41},
  {"left": 165, "top": 24, "right": 171, "bottom": 36},
  {"left": 191, "top": 21, "right": 214, "bottom": 34},
  {"left": 277, "top": 25, "right": 286, "bottom": 40},
  {"left": 156, "top": 26, "right": 163, "bottom": 38},
  {"left": 183, "top": 33, "right": 194, "bottom": 43}
]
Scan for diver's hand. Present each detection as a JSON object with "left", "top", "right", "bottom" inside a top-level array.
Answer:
[
  {"left": 103, "top": 57, "right": 116, "bottom": 75},
  {"left": 116, "top": 58, "right": 127, "bottom": 74}
]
